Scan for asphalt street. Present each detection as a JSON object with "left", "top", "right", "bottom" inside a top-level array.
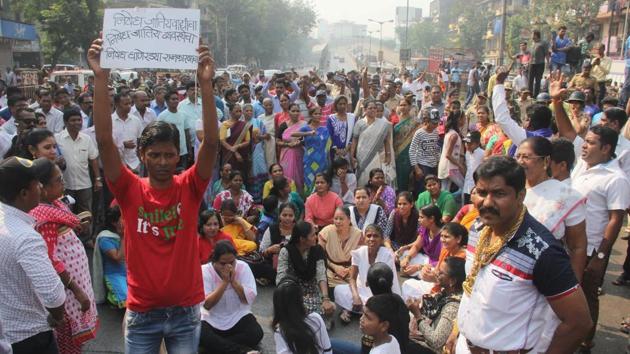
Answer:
[{"left": 84, "top": 237, "right": 630, "bottom": 354}]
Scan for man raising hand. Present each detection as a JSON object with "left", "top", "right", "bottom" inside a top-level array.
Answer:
[{"left": 87, "top": 38, "right": 219, "bottom": 353}]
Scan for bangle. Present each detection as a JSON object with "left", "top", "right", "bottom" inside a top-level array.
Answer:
[
  {"left": 96, "top": 177, "right": 103, "bottom": 181},
  {"left": 66, "top": 277, "right": 74, "bottom": 289},
  {"left": 321, "top": 296, "right": 330, "bottom": 302}
]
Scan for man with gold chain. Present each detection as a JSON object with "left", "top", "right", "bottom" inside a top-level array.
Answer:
[{"left": 455, "top": 157, "right": 592, "bottom": 354}]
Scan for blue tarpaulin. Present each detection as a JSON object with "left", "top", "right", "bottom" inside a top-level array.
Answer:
[{"left": 0, "top": 19, "right": 37, "bottom": 41}]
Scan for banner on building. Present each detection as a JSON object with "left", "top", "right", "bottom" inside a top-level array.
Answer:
[{"left": 101, "top": 8, "right": 200, "bottom": 69}]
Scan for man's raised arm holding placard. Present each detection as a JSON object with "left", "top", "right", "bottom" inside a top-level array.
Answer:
[{"left": 87, "top": 35, "right": 219, "bottom": 352}]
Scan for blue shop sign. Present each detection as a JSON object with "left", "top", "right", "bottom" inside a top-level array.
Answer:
[{"left": 0, "top": 19, "right": 37, "bottom": 41}]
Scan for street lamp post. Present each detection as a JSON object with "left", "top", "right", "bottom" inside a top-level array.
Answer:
[
  {"left": 368, "top": 18, "right": 393, "bottom": 67},
  {"left": 367, "top": 30, "right": 379, "bottom": 67}
]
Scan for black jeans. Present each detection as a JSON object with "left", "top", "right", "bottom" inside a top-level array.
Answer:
[
  {"left": 199, "top": 314, "right": 263, "bottom": 354},
  {"left": 582, "top": 252, "right": 611, "bottom": 344},
  {"left": 528, "top": 63, "right": 545, "bottom": 98},
  {"left": 597, "top": 81, "right": 607, "bottom": 105},
  {"left": 12, "top": 330, "right": 58, "bottom": 354}
]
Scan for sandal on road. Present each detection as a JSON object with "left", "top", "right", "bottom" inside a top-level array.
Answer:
[
  {"left": 339, "top": 309, "right": 352, "bottom": 325},
  {"left": 612, "top": 273, "right": 630, "bottom": 286}
]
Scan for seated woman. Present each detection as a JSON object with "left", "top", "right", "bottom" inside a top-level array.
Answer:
[
  {"left": 330, "top": 263, "right": 409, "bottom": 354},
  {"left": 334, "top": 224, "right": 400, "bottom": 324},
  {"left": 221, "top": 199, "right": 275, "bottom": 283},
  {"left": 199, "top": 241, "right": 263, "bottom": 354},
  {"left": 260, "top": 203, "right": 298, "bottom": 269},
  {"left": 406, "top": 257, "right": 466, "bottom": 354},
  {"left": 262, "top": 163, "right": 297, "bottom": 199},
  {"left": 304, "top": 173, "right": 343, "bottom": 229},
  {"left": 318, "top": 207, "right": 363, "bottom": 298},
  {"left": 199, "top": 209, "right": 236, "bottom": 264},
  {"left": 365, "top": 168, "right": 396, "bottom": 216},
  {"left": 414, "top": 175, "right": 458, "bottom": 224},
  {"left": 273, "top": 277, "right": 332, "bottom": 354},
  {"left": 269, "top": 176, "right": 304, "bottom": 220},
  {"left": 384, "top": 191, "right": 421, "bottom": 251},
  {"left": 399, "top": 205, "right": 444, "bottom": 277},
  {"left": 402, "top": 222, "right": 467, "bottom": 301},
  {"left": 213, "top": 171, "right": 257, "bottom": 224},
  {"left": 93, "top": 205, "right": 127, "bottom": 308},
  {"left": 328, "top": 158, "right": 357, "bottom": 205},
  {"left": 220, "top": 199, "right": 257, "bottom": 257},
  {"left": 276, "top": 221, "right": 336, "bottom": 329},
  {"left": 452, "top": 188, "right": 478, "bottom": 231},
  {"left": 349, "top": 187, "right": 387, "bottom": 233}
]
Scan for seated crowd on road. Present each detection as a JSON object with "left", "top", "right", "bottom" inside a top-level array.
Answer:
[{"left": 2, "top": 25, "right": 630, "bottom": 354}]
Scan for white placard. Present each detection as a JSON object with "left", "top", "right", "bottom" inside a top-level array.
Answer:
[{"left": 101, "top": 8, "right": 200, "bottom": 70}]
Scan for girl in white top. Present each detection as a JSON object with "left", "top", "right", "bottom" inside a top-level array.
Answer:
[
  {"left": 438, "top": 111, "right": 464, "bottom": 191},
  {"left": 360, "top": 294, "right": 402, "bottom": 354},
  {"left": 200, "top": 240, "right": 263, "bottom": 353},
  {"left": 329, "top": 158, "right": 357, "bottom": 205},
  {"left": 273, "top": 277, "right": 332, "bottom": 354},
  {"left": 335, "top": 224, "right": 400, "bottom": 324}
]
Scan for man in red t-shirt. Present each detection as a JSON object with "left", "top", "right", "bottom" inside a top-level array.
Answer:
[{"left": 87, "top": 38, "right": 219, "bottom": 352}]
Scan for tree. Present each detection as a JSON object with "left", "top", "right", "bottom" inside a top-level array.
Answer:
[
  {"left": 407, "top": 20, "right": 446, "bottom": 56},
  {"left": 15, "top": 0, "right": 102, "bottom": 65}
]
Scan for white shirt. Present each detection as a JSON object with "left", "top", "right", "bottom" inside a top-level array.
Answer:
[
  {"left": 2, "top": 118, "right": 16, "bottom": 136},
  {"left": 524, "top": 179, "right": 585, "bottom": 240},
  {"left": 157, "top": 110, "right": 191, "bottom": 156},
  {"left": 463, "top": 147, "right": 484, "bottom": 194},
  {"left": 177, "top": 98, "right": 202, "bottom": 129},
  {"left": 36, "top": 107, "right": 64, "bottom": 134},
  {"left": 201, "top": 260, "right": 257, "bottom": 330},
  {"left": 572, "top": 158, "right": 630, "bottom": 254},
  {"left": 55, "top": 129, "right": 99, "bottom": 190},
  {"left": 274, "top": 312, "right": 332, "bottom": 354},
  {"left": 370, "top": 335, "right": 401, "bottom": 354},
  {"left": 131, "top": 105, "right": 157, "bottom": 128},
  {"left": 112, "top": 111, "right": 143, "bottom": 169},
  {"left": 0, "top": 203, "right": 66, "bottom": 343},
  {"left": 616, "top": 135, "right": 630, "bottom": 177},
  {"left": 512, "top": 75, "right": 527, "bottom": 91},
  {"left": 80, "top": 110, "right": 90, "bottom": 130},
  {"left": 0, "top": 128, "right": 14, "bottom": 158},
  {"left": 492, "top": 84, "right": 527, "bottom": 146},
  {"left": 331, "top": 174, "right": 357, "bottom": 205}
]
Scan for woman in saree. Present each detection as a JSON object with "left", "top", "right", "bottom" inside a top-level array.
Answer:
[
  {"left": 259, "top": 97, "right": 277, "bottom": 167},
  {"left": 351, "top": 99, "right": 393, "bottom": 187},
  {"left": 245, "top": 103, "right": 268, "bottom": 203},
  {"left": 30, "top": 159, "right": 97, "bottom": 354},
  {"left": 274, "top": 93, "right": 292, "bottom": 133},
  {"left": 327, "top": 96, "right": 356, "bottom": 168},
  {"left": 393, "top": 97, "right": 420, "bottom": 192},
  {"left": 220, "top": 103, "right": 251, "bottom": 179},
  {"left": 277, "top": 102, "right": 306, "bottom": 193},
  {"left": 292, "top": 105, "right": 331, "bottom": 195},
  {"left": 365, "top": 168, "right": 397, "bottom": 216},
  {"left": 93, "top": 205, "right": 127, "bottom": 308},
  {"left": 476, "top": 105, "right": 501, "bottom": 149}
]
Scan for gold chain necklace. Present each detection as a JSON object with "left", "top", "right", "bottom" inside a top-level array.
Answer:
[{"left": 463, "top": 207, "right": 527, "bottom": 295}]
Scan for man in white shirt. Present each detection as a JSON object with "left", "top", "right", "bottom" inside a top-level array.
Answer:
[
  {"left": 0, "top": 156, "right": 66, "bottom": 353},
  {"left": 512, "top": 67, "right": 528, "bottom": 92},
  {"left": 35, "top": 92, "right": 64, "bottom": 134},
  {"left": 55, "top": 108, "right": 101, "bottom": 242},
  {"left": 262, "top": 75, "right": 301, "bottom": 113},
  {"left": 77, "top": 93, "right": 93, "bottom": 130},
  {"left": 1, "top": 108, "right": 37, "bottom": 159},
  {"left": 131, "top": 90, "right": 156, "bottom": 128},
  {"left": 551, "top": 75, "right": 630, "bottom": 351},
  {"left": 157, "top": 90, "right": 192, "bottom": 169},
  {"left": 177, "top": 82, "right": 202, "bottom": 147},
  {"left": 1, "top": 95, "right": 29, "bottom": 135},
  {"left": 111, "top": 93, "right": 143, "bottom": 172}
]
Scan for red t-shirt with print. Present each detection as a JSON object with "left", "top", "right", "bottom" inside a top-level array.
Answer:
[{"left": 107, "top": 164, "right": 210, "bottom": 312}]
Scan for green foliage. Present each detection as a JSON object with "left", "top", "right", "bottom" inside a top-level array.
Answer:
[
  {"left": 407, "top": 21, "right": 446, "bottom": 56},
  {"left": 202, "top": 0, "right": 317, "bottom": 67},
  {"left": 15, "top": 0, "right": 102, "bottom": 66}
]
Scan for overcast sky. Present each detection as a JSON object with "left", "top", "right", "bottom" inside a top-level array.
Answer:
[{"left": 312, "top": 0, "right": 430, "bottom": 39}]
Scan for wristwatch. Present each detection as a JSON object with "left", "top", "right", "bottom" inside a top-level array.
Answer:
[{"left": 596, "top": 252, "right": 606, "bottom": 260}]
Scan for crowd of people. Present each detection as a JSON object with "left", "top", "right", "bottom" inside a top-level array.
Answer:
[{"left": 0, "top": 23, "right": 630, "bottom": 354}]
